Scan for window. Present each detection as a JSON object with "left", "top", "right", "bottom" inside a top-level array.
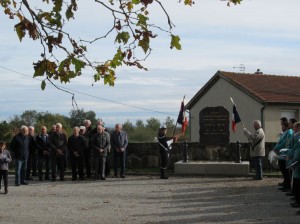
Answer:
[{"left": 281, "top": 110, "right": 296, "bottom": 120}]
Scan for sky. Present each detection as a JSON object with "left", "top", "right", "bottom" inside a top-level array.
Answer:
[{"left": 0, "top": 0, "right": 300, "bottom": 127}]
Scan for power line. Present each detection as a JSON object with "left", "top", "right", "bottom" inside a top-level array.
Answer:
[{"left": 0, "top": 65, "right": 178, "bottom": 116}]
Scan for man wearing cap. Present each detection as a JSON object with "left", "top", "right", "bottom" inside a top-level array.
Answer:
[{"left": 157, "top": 125, "right": 175, "bottom": 179}]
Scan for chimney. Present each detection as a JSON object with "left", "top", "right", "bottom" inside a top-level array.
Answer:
[{"left": 254, "top": 69, "right": 263, "bottom": 75}]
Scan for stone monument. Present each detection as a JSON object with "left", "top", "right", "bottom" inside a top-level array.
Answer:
[{"left": 174, "top": 106, "right": 249, "bottom": 176}]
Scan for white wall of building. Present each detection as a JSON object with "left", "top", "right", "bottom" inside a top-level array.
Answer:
[{"left": 189, "top": 77, "right": 263, "bottom": 143}]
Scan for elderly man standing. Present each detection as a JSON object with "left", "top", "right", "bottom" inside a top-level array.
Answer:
[
  {"left": 68, "top": 127, "right": 85, "bottom": 181},
  {"left": 26, "top": 126, "right": 36, "bottom": 180},
  {"left": 10, "top": 126, "right": 29, "bottom": 186},
  {"left": 36, "top": 126, "right": 50, "bottom": 181},
  {"left": 92, "top": 125, "right": 110, "bottom": 180},
  {"left": 49, "top": 123, "right": 67, "bottom": 181},
  {"left": 111, "top": 123, "right": 128, "bottom": 178},
  {"left": 244, "top": 120, "right": 265, "bottom": 180},
  {"left": 83, "top": 119, "right": 93, "bottom": 179}
]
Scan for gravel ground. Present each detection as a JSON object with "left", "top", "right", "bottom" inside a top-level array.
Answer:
[{"left": 0, "top": 175, "right": 299, "bottom": 224}]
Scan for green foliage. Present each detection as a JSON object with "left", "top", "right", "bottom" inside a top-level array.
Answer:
[
  {"left": 135, "top": 119, "right": 144, "bottom": 128},
  {"left": 41, "top": 80, "right": 46, "bottom": 90},
  {"left": 34, "top": 111, "right": 71, "bottom": 134},
  {"left": 1, "top": 110, "right": 189, "bottom": 142},
  {"left": 69, "top": 109, "right": 97, "bottom": 129},
  {"left": 0, "top": 121, "right": 13, "bottom": 142},
  {"left": 128, "top": 126, "right": 157, "bottom": 142},
  {"left": 228, "top": 0, "right": 242, "bottom": 5},
  {"left": 2, "top": 0, "right": 243, "bottom": 88},
  {"left": 1, "top": 0, "right": 196, "bottom": 88},
  {"left": 170, "top": 35, "right": 181, "bottom": 50},
  {"left": 115, "top": 32, "right": 130, "bottom": 45},
  {"left": 146, "top": 117, "right": 160, "bottom": 131},
  {"left": 20, "top": 110, "right": 38, "bottom": 126},
  {"left": 123, "top": 119, "right": 134, "bottom": 133}
]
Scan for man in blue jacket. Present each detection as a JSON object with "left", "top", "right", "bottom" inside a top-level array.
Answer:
[{"left": 274, "top": 121, "right": 293, "bottom": 191}]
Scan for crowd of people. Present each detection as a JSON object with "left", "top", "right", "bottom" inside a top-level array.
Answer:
[
  {"left": 0, "top": 118, "right": 179, "bottom": 194},
  {"left": 272, "top": 117, "right": 300, "bottom": 211},
  {"left": 5, "top": 116, "right": 299, "bottom": 206},
  {"left": 0, "top": 119, "right": 130, "bottom": 193}
]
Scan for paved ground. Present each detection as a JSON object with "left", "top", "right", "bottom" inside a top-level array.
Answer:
[{"left": 0, "top": 175, "right": 300, "bottom": 224}]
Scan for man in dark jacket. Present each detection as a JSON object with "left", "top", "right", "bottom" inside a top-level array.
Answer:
[
  {"left": 10, "top": 126, "right": 29, "bottom": 186},
  {"left": 83, "top": 119, "right": 93, "bottom": 178},
  {"left": 49, "top": 123, "right": 67, "bottom": 181},
  {"left": 68, "top": 127, "right": 85, "bottom": 181},
  {"left": 26, "top": 126, "right": 36, "bottom": 180},
  {"left": 92, "top": 125, "right": 110, "bottom": 180},
  {"left": 111, "top": 123, "right": 128, "bottom": 178},
  {"left": 36, "top": 126, "right": 50, "bottom": 181}
]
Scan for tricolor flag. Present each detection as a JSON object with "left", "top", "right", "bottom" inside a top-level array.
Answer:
[
  {"left": 177, "top": 101, "right": 185, "bottom": 125},
  {"left": 177, "top": 101, "right": 188, "bottom": 135},
  {"left": 182, "top": 116, "right": 188, "bottom": 135},
  {"left": 232, "top": 104, "right": 241, "bottom": 132}
]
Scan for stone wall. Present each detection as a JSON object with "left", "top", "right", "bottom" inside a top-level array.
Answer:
[{"left": 125, "top": 142, "right": 277, "bottom": 171}]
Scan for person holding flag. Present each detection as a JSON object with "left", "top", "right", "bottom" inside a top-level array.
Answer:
[
  {"left": 243, "top": 120, "right": 265, "bottom": 180},
  {"left": 157, "top": 125, "right": 177, "bottom": 179}
]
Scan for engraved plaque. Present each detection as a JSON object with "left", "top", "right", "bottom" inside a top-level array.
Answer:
[{"left": 199, "top": 107, "right": 229, "bottom": 145}]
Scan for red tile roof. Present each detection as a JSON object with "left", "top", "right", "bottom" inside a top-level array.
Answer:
[
  {"left": 221, "top": 71, "right": 300, "bottom": 103},
  {"left": 186, "top": 70, "right": 300, "bottom": 109}
]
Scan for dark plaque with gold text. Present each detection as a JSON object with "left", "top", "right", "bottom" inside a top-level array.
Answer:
[{"left": 199, "top": 107, "right": 229, "bottom": 145}]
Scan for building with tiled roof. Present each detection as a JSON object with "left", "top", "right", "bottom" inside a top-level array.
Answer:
[{"left": 186, "top": 70, "right": 300, "bottom": 143}]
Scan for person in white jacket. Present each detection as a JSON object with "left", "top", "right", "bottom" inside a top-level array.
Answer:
[{"left": 244, "top": 120, "right": 265, "bottom": 180}]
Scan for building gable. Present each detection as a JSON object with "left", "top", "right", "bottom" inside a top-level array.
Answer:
[{"left": 186, "top": 70, "right": 300, "bottom": 110}]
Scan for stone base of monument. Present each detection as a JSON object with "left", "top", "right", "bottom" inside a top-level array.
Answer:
[{"left": 174, "top": 160, "right": 250, "bottom": 176}]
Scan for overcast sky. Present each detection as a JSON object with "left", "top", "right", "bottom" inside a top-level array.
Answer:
[{"left": 1, "top": 0, "right": 300, "bottom": 127}]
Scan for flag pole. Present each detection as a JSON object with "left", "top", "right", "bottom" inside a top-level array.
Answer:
[
  {"left": 230, "top": 97, "right": 245, "bottom": 128},
  {"left": 172, "top": 95, "right": 185, "bottom": 138}
]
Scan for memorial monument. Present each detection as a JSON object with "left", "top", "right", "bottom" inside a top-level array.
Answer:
[{"left": 174, "top": 106, "right": 249, "bottom": 176}]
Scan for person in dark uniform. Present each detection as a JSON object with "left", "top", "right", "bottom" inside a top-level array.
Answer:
[
  {"left": 92, "top": 125, "right": 110, "bottom": 180},
  {"left": 49, "top": 123, "right": 68, "bottom": 181},
  {"left": 68, "top": 127, "right": 85, "bottom": 181},
  {"left": 83, "top": 120, "right": 93, "bottom": 179},
  {"left": 36, "top": 126, "right": 50, "bottom": 181},
  {"left": 157, "top": 125, "right": 176, "bottom": 179}
]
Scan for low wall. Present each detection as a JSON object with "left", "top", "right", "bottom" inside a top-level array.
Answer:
[{"left": 125, "top": 142, "right": 277, "bottom": 172}]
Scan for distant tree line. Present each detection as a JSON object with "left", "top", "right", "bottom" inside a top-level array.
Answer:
[{"left": 0, "top": 110, "right": 189, "bottom": 143}]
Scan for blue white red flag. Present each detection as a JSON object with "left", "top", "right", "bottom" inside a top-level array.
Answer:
[
  {"left": 177, "top": 101, "right": 185, "bottom": 125},
  {"left": 177, "top": 101, "right": 188, "bottom": 135},
  {"left": 232, "top": 105, "right": 241, "bottom": 132}
]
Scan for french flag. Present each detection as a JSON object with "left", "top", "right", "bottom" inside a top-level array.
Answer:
[
  {"left": 232, "top": 105, "right": 241, "bottom": 132},
  {"left": 177, "top": 101, "right": 188, "bottom": 135}
]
